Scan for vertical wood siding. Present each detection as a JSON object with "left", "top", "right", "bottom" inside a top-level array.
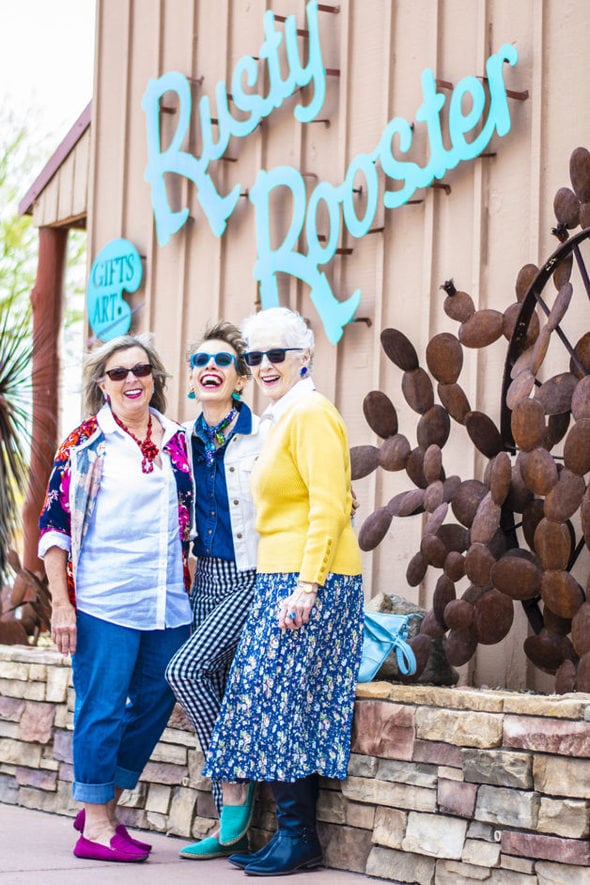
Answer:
[{"left": 90, "top": 0, "right": 590, "bottom": 690}]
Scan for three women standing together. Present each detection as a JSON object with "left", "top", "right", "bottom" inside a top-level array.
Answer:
[{"left": 40, "top": 307, "right": 364, "bottom": 876}]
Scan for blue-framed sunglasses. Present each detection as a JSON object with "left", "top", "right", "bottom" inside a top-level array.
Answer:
[{"left": 190, "top": 351, "right": 238, "bottom": 369}]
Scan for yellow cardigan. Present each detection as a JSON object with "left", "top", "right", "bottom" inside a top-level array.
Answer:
[{"left": 251, "top": 391, "right": 362, "bottom": 584}]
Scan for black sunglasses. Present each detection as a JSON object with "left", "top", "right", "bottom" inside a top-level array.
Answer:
[
  {"left": 104, "top": 363, "right": 153, "bottom": 381},
  {"left": 190, "top": 352, "right": 238, "bottom": 369},
  {"left": 244, "top": 348, "right": 303, "bottom": 367}
]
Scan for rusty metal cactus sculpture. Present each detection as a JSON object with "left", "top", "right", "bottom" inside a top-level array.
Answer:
[{"left": 353, "top": 145, "right": 590, "bottom": 692}]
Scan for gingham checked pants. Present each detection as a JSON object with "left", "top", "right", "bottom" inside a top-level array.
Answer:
[{"left": 165, "top": 556, "right": 256, "bottom": 813}]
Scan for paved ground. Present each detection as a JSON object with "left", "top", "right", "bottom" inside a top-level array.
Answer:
[{"left": 0, "top": 804, "right": 371, "bottom": 883}]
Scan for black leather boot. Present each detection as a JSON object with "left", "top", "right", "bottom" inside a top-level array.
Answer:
[
  {"left": 228, "top": 831, "right": 280, "bottom": 869},
  {"left": 244, "top": 775, "right": 323, "bottom": 877}
]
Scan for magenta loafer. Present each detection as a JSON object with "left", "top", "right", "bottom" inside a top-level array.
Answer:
[
  {"left": 73, "top": 832, "right": 149, "bottom": 862},
  {"left": 73, "top": 808, "right": 152, "bottom": 852}
]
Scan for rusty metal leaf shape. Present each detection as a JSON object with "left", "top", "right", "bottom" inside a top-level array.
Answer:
[
  {"left": 424, "top": 502, "right": 448, "bottom": 536},
  {"left": 581, "top": 486, "right": 590, "bottom": 550},
  {"left": 442, "top": 475, "right": 462, "bottom": 503},
  {"left": 432, "top": 574, "right": 457, "bottom": 627},
  {"left": 533, "top": 518, "right": 573, "bottom": 570},
  {"left": 436, "top": 522, "right": 470, "bottom": 553},
  {"left": 547, "top": 283, "right": 573, "bottom": 330},
  {"left": 406, "top": 447, "right": 428, "bottom": 488},
  {"left": 488, "top": 451, "right": 512, "bottom": 506},
  {"left": 571, "top": 332, "right": 590, "bottom": 379},
  {"left": 379, "top": 434, "right": 411, "bottom": 471},
  {"left": 402, "top": 368, "right": 435, "bottom": 414},
  {"left": 544, "top": 468, "right": 586, "bottom": 521},
  {"left": 423, "top": 444, "right": 443, "bottom": 484},
  {"left": 462, "top": 584, "right": 487, "bottom": 605},
  {"left": 552, "top": 254, "right": 573, "bottom": 290},
  {"left": 417, "top": 405, "right": 451, "bottom": 449},
  {"left": 510, "top": 347, "right": 534, "bottom": 380},
  {"left": 424, "top": 480, "right": 444, "bottom": 512},
  {"left": 563, "top": 418, "right": 590, "bottom": 475},
  {"left": 444, "top": 598, "right": 474, "bottom": 630},
  {"left": 577, "top": 652, "right": 590, "bottom": 692},
  {"left": 420, "top": 609, "right": 446, "bottom": 639},
  {"left": 425, "top": 333, "right": 463, "bottom": 384},
  {"left": 437, "top": 382, "right": 471, "bottom": 424},
  {"left": 470, "top": 492, "right": 501, "bottom": 545},
  {"left": 553, "top": 187, "right": 580, "bottom": 228},
  {"left": 363, "top": 390, "right": 399, "bottom": 439},
  {"left": 544, "top": 607, "right": 572, "bottom": 637},
  {"left": 451, "top": 479, "right": 488, "bottom": 527},
  {"left": 420, "top": 532, "right": 447, "bottom": 567},
  {"left": 511, "top": 398, "right": 546, "bottom": 452},
  {"left": 506, "top": 370, "right": 535, "bottom": 411},
  {"left": 534, "top": 372, "right": 577, "bottom": 415},
  {"left": 518, "top": 448, "right": 559, "bottom": 496},
  {"left": 358, "top": 507, "right": 393, "bottom": 551},
  {"left": 380, "top": 328, "right": 419, "bottom": 371},
  {"left": 459, "top": 309, "right": 504, "bottom": 349},
  {"left": 521, "top": 498, "right": 546, "bottom": 551},
  {"left": 524, "top": 629, "right": 571, "bottom": 675},
  {"left": 545, "top": 412, "right": 571, "bottom": 450},
  {"left": 444, "top": 550, "right": 466, "bottom": 581},
  {"left": 465, "top": 411, "right": 503, "bottom": 458},
  {"left": 503, "top": 302, "right": 540, "bottom": 348},
  {"left": 530, "top": 323, "right": 552, "bottom": 375},
  {"left": 474, "top": 588, "right": 514, "bottom": 645},
  {"left": 443, "top": 289, "right": 475, "bottom": 322},
  {"left": 505, "top": 464, "right": 534, "bottom": 513},
  {"left": 350, "top": 444, "right": 380, "bottom": 480},
  {"left": 555, "top": 659, "right": 577, "bottom": 694},
  {"left": 541, "top": 570, "right": 585, "bottom": 619},
  {"left": 445, "top": 627, "right": 478, "bottom": 667},
  {"left": 491, "top": 550, "right": 542, "bottom": 600},
  {"left": 464, "top": 542, "right": 496, "bottom": 587},
  {"left": 571, "top": 376, "right": 590, "bottom": 421},
  {"left": 581, "top": 202, "right": 590, "bottom": 228},
  {"left": 406, "top": 550, "right": 428, "bottom": 587},
  {"left": 515, "top": 263, "right": 539, "bottom": 302},
  {"left": 569, "top": 146, "right": 590, "bottom": 202},
  {"left": 571, "top": 602, "right": 590, "bottom": 657},
  {"left": 399, "top": 488, "right": 426, "bottom": 517}
]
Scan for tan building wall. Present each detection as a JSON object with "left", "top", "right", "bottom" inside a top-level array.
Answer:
[{"left": 87, "top": 0, "right": 590, "bottom": 692}]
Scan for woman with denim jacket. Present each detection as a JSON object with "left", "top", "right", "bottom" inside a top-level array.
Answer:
[
  {"left": 165, "top": 321, "right": 268, "bottom": 861},
  {"left": 38, "top": 334, "right": 193, "bottom": 864}
]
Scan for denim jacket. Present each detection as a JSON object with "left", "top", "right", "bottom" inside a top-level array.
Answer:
[{"left": 183, "top": 404, "right": 268, "bottom": 572}]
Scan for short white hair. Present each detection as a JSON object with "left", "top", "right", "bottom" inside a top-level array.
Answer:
[{"left": 241, "top": 307, "right": 315, "bottom": 353}]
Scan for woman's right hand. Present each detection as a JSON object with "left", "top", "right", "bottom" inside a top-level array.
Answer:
[
  {"left": 51, "top": 601, "right": 77, "bottom": 655},
  {"left": 44, "top": 546, "right": 77, "bottom": 655}
]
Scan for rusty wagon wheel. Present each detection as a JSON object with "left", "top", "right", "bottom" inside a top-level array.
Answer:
[{"left": 501, "top": 225, "right": 590, "bottom": 682}]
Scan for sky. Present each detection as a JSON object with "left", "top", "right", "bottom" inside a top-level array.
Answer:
[
  {"left": 0, "top": 1, "right": 97, "bottom": 433},
  {"left": 0, "top": 0, "right": 96, "bottom": 176}
]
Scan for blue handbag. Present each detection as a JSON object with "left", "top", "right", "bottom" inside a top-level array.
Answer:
[{"left": 358, "top": 610, "right": 417, "bottom": 682}]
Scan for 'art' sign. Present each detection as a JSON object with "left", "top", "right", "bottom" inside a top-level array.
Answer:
[{"left": 142, "top": 1, "right": 519, "bottom": 343}]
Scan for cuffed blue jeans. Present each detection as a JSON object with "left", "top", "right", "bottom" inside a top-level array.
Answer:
[{"left": 71, "top": 610, "right": 190, "bottom": 804}]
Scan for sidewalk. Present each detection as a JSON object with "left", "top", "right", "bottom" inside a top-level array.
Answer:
[{"left": 0, "top": 804, "right": 371, "bottom": 884}]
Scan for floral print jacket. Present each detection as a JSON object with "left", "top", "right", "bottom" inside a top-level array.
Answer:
[{"left": 39, "top": 408, "right": 194, "bottom": 604}]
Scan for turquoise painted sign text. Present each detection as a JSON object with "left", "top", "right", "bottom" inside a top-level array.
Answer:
[
  {"left": 143, "top": 1, "right": 519, "bottom": 343},
  {"left": 87, "top": 239, "right": 142, "bottom": 341}
]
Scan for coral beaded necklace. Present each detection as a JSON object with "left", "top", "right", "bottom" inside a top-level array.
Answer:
[{"left": 112, "top": 411, "right": 159, "bottom": 473}]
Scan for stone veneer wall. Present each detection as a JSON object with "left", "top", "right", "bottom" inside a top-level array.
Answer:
[{"left": 0, "top": 644, "right": 589, "bottom": 883}]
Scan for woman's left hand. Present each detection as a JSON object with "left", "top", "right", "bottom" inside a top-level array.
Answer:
[{"left": 279, "top": 584, "right": 318, "bottom": 630}]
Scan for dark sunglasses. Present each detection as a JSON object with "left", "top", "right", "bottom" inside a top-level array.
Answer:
[
  {"left": 244, "top": 348, "right": 303, "bottom": 367},
  {"left": 104, "top": 363, "right": 153, "bottom": 381},
  {"left": 190, "top": 352, "right": 238, "bottom": 369}
]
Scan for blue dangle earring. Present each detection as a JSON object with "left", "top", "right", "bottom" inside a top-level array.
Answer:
[
  {"left": 231, "top": 390, "right": 242, "bottom": 401},
  {"left": 187, "top": 387, "right": 196, "bottom": 400},
  {"left": 300, "top": 366, "right": 308, "bottom": 377}
]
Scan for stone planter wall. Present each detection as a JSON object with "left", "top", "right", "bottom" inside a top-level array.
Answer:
[{"left": 0, "top": 644, "right": 589, "bottom": 883}]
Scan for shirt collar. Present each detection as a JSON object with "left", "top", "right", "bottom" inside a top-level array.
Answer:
[
  {"left": 260, "top": 376, "right": 316, "bottom": 425},
  {"left": 193, "top": 401, "right": 252, "bottom": 443},
  {"left": 98, "top": 403, "right": 179, "bottom": 445}
]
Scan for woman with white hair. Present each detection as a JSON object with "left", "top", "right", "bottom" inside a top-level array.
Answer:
[{"left": 203, "top": 306, "right": 364, "bottom": 877}]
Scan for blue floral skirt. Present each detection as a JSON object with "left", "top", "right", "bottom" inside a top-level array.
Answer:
[{"left": 202, "top": 571, "right": 363, "bottom": 782}]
